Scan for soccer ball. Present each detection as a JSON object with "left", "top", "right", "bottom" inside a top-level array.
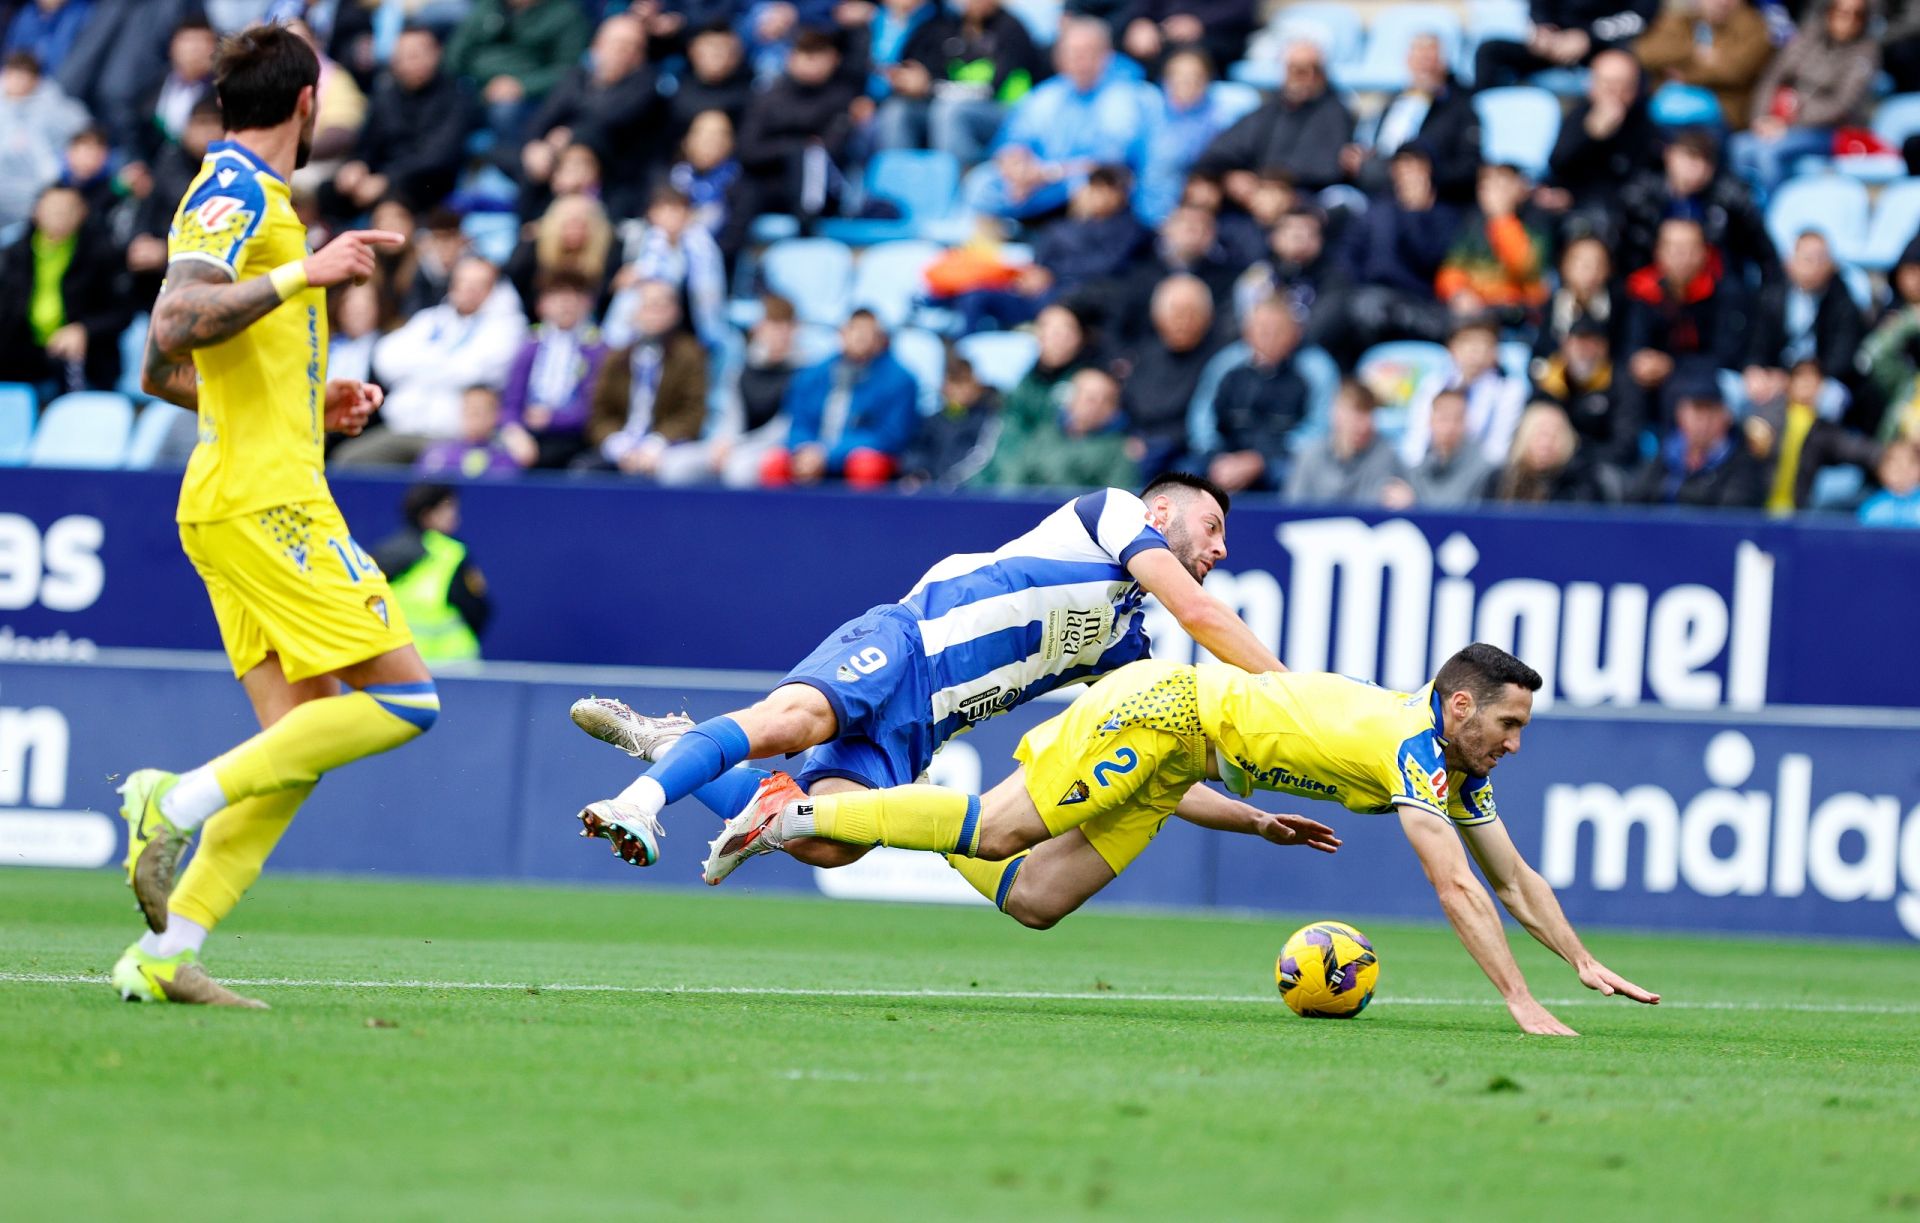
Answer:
[{"left": 1276, "top": 921, "right": 1380, "bottom": 1018}]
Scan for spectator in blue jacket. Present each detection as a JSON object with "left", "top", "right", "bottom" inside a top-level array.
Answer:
[
  {"left": 963, "top": 17, "right": 1152, "bottom": 219},
  {"left": 2, "top": 0, "right": 92, "bottom": 78},
  {"left": 762, "top": 309, "right": 922, "bottom": 487},
  {"left": 1136, "top": 48, "right": 1238, "bottom": 225}
]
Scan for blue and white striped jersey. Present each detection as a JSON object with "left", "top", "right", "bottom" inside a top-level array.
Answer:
[{"left": 900, "top": 488, "right": 1172, "bottom": 745}]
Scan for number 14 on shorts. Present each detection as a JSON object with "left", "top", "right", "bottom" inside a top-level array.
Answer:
[{"left": 328, "top": 536, "right": 379, "bottom": 583}]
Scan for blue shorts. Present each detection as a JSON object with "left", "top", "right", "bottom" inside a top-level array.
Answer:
[{"left": 778, "top": 603, "right": 936, "bottom": 791}]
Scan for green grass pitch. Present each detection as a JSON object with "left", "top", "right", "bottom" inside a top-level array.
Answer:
[{"left": 4, "top": 868, "right": 1918, "bottom": 1222}]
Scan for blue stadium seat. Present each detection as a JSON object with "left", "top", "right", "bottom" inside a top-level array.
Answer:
[
  {"left": 851, "top": 240, "right": 940, "bottom": 329},
  {"left": 1859, "top": 177, "right": 1920, "bottom": 270},
  {"left": 1875, "top": 94, "right": 1920, "bottom": 150},
  {"left": 1528, "top": 67, "right": 1591, "bottom": 97},
  {"left": 1235, "top": 4, "right": 1367, "bottom": 86},
  {"left": 1812, "top": 464, "right": 1867, "bottom": 510},
  {"left": 761, "top": 238, "right": 855, "bottom": 325},
  {"left": 118, "top": 315, "right": 151, "bottom": 402},
  {"left": 1460, "top": 0, "right": 1529, "bottom": 84},
  {"left": 461, "top": 211, "right": 518, "bottom": 265},
  {"left": 890, "top": 327, "right": 948, "bottom": 415},
  {"left": 1209, "top": 81, "right": 1264, "bottom": 124},
  {"left": 1333, "top": 6, "right": 1464, "bottom": 93},
  {"left": 1356, "top": 340, "right": 1451, "bottom": 438},
  {"left": 1766, "top": 174, "right": 1870, "bottom": 263},
  {"left": 1840, "top": 263, "right": 1880, "bottom": 312},
  {"left": 0, "top": 383, "right": 36, "bottom": 466},
  {"left": 794, "top": 321, "right": 844, "bottom": 366},
  {"left": 29, "top": 392, "right": 135, "bottom": 468},
  {"left": 821, "top": 150, "right": 961, "bottom": 245},
  {"left": 1475, "top": 87, "right": 1562, "bottom": 178},
  {"left": 1003, "top": 0, "right": 1062, "bottom": 45},
  {"left": 123, "top": 402, "right": 197, "bottom": 469},
  {"left": 749, "top": 214, "right": 802, "bottom": 244},
  {"left": 1498, "top": 339, "right": 1533, "bottom": 385},
  {"left": 955, "top": 331, "right": 1040, "bottom": 393}
]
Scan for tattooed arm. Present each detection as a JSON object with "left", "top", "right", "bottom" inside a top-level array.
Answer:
[{"left": 140, "top": 260, "right": 283, "bottom": 409}]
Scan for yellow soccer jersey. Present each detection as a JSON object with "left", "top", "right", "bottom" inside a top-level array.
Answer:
[
  {"left": 167, "top": 140, "right": 330, "bottom": 523},
  {"left": 1194, "top": 666, "right": 1498, "bottom": 827}
]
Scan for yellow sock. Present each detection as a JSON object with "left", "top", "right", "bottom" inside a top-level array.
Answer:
[
  {"left": 945, "top": 851, "right": 1029, "bottom": 911},
  {"left": 169, "top": 785, "right": 312, "bottom": 929},
  {"left": 802, "top": 786, "right": 983, "bottom": 855},
  {"left": 209, "top": 686, "right": 436, "bottom": 801}
]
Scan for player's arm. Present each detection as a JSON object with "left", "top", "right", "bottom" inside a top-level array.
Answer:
[
  {"left": 1457, "top": 815, "right": 1659, "bottom": 1005},
  {"left": 1127, "top": 548, "right": 1286, "bottom": 674},
  {"left": 1395, "top": 803, "right": 1579, "bottom": 1035},
  {"left": 1173, "top": 784, "right": 1341, "bottom": 852}
]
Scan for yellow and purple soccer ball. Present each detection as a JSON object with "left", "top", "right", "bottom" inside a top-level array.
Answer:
[{"left": 1276, "top": 921, "right": 1380, "bottom": 1018}]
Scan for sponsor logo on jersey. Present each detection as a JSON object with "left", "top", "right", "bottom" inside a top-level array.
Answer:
[
  {"left": 955, "top": 684, "right": 1021, "bottom": 725},
  {"left": 1041, "top": 606, "right": 1114, "bottom": 661},
  {"left": 1058, "top": 780, "right": 1089, "bottom": 806},
  {"left": 835, "top": 664, "right": 857, "bottom": 683},
  {"left": 194, "top": 195, "right": 246, "bottom": 229},
  {"left": 216, "top": 168, "right": 237, "bottom": 187},
  {"left": 1234, "top": 755, "right": 1339, "bottom": 797}
]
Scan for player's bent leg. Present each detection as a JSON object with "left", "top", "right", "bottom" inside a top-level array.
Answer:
[{"left": 998, "top": 831, "right": 1118, "bottom": 930}]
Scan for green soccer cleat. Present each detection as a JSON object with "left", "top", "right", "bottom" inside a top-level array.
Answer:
[
  {"left": 118, "top": 769, "right": 191, "bottom": 934},
  {"left": 111, "top": 942, "right": 268, "bottom": 1009}
]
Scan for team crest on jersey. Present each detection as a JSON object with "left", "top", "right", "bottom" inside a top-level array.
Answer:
[
  {"left": 366, "top": 596, "right": 389, "bottom": 626},
  {"left": 1403, "top": 754, "right": 1448, "bottom": 808},
  {"left": 1058, "top": 780, "right": 1090, "bottom": 806},
  {"left": 1467, "top": 781, "right": 1496, "bottom": 819}
]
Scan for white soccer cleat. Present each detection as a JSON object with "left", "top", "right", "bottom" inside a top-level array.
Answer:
[
  {"left": 578, "top": 798, "right": 665, "bottom": 867},
  {"left": 569, "top": 698, "right": 693, "bottom": 762},
  {"left": 702, "top": 773, "right": 804, "bottom": 886}
]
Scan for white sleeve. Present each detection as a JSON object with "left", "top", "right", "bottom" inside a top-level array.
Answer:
[{"left": 1074, "top": 488, "right": 1170, "bottom": 566}]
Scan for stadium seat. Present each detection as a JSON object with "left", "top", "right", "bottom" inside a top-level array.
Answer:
[
  {"left": 460, "top": 212, "right": 518, "bottom": 266},
  {"left": 28, "top": 391, "right": 135, "bottom": 468},
  {"left": 123, "top": 402, "right": 197, "bottom": 469},
  {"left": 1766, "top": 174, "right": 1870, "bottom": 263},
  {"left": 821, "top": 150, "right": 961, "bottom": 245},
  {"left": 1245, "top": 3, "right": 1366, "bottom": 70},
  {"left": 890, "top": 327, "right": 948, "bottom": 414},
  {"left": 1840, "top": 263, "right": 1880, "bottom": 313},
  {"left": 1003, "top": 0, "right": 1062, "bottom": 45},
  {"left": 954, "top": 331, "right": 1040, "bottom": 392},
  {"left": 1812, "top": 464, "right": 1867, "bottom": 509},
  {"left": 1529, "top": 67, "right": 1591, "bottom": 97},
  {"left": 0, "top": 383, "right": 35, "bottom": 466},
  {"left": 850, "top": 240, "right": 939, "bottom": 329},
  {"left": 1498, "top": 340, "right": 1533, "bottom": 385},
  {"left": 1356, "top": 340, "right": 1451, "bottom": 438},
  {"left": 761, "top": 238, "right": 855, "bottom": 326},
  {"left": 749, "top": 214, "right": 802, "bottom": 244},
  {"left": 1859, "top": 177, "right": 1920, "bottom": 270},
  {"left": 1333, "top": 6, "right": 1464, "bottom": 93},
  {"left": 706, "top": 326, "right": 748, "bottom": 434},
  {"left": 794, "top": 321, "right": 843, "bottom": 366},
  {"left": 118, "top": 315, "right": 151, "bottom": 402},
  {"left": 1209, "top": 81, "right": 1264, "bottom": 124},
  {"left": 1475, "top": 87, "right": 1562, "bottom": 178},
  {"left": 1459, "top": 0, "right": 1528, "bottom": 84}
]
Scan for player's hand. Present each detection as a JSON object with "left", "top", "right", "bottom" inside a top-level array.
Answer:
[
  {"left": 1507, "top": 996, "right": 1578, "bottom": 1036},
  {"left": 324, "top": 379, "right": 382, "bottom": 435},
  {"left": 1254, "top": 811, "right": 1341, "bottom": 854},
  {"left": 304, "top": 230, "right": 408, "bottom": 289},
  {"left": 1577, "top": 959, "right": 1660, "bottom": 1004}
]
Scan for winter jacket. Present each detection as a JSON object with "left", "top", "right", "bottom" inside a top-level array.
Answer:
[
  {"left": 1623, "top": 262, "right": 1744, "bottom": 366},
  {"left": 1034, "top": 212, "right": 1154, "bottom": 293},
  {"left": 354, "top": 70, "right": 474, "bottom": 204},
  {"left": 1747, "top": 0, "right": 1879, "bottom": 129},
  {"left": 1527, "top": 0, "right": 1660, "bottom": 47},
  {"left": 1404, "top": 447, "right": 1497, "bottom": 507},
  {"left": 528, "top": 62, "right": 666, "bottom": 200},
  {"left": 0, "top": 220, "right": 131, "bottom": 390},
  {"left": 1435, "top": 209, "right": 1552, "bottom": 311},
  {"left": 1191, "top": 88, "right": 1353, "bottom": 192},
  {"left": 1748, "top": 398, "right": 1881, "bottom": 509},
  {"left": 1200, "top": 351, "right": 1309, "bottom": 482},
  {"left": 738, "top": 74, "right": 862, "bottom": 176},
  {"left": 447, "top": 0, "right": 593, "bottom": 98},
  {"left": 1356, "top": 79, "right": 1481, "bottom": 204},
  {"left": 587, "top": 332, "right": 711, "bottom": 449},
  {"left": 1284, "top": 435, "right": 1406, "bottom": 505},
  {"left": 1547, "top": 96, "right": 1662, "bottom": 205},
  {"left": 1635, "top": 4, "right": 1774, "bottom": 129},
  {"left": 1630, "top": 433, "right": 1768, "bottom": 507},
  {"left": 976, "top": 415, "right": 1138, "bottom": 490},
  {"left": 1616, "top": 171, "right": 1778, "bottom": 283},
  {"left": 1122, "top": 335, "right": 1225, "bottom": 455},
  {"left": 1481, "top": 454, "right": 1616, "bottom": 504},
  {"left": 1530, "top": 352, "right": 1646, "bottom": 464},
  {"left": 1343, "top": 197, "right": 1460, "bottom": 297},
  {"left": 666, "top": 64, "right": 754, "bottom": 139},
  {"left": 898, "top": 8, "right": 1047, "bottom": 104},
  {"left": 904, "top": 391, "right": 1002, "bottom": 488},
  {"left": 1744, "top": 277, "right": 1863, "bottom": 380},
  {"left": 500, "top": 326, "right": 609, "bottom": 436},
  {"left": 782, "top": 352, "right": 922, "bottom": 472}
]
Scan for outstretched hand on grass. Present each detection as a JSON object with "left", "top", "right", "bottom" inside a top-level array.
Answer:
[{"left": 1579, "top": 959, "right": 1660, "bottom": 1004}]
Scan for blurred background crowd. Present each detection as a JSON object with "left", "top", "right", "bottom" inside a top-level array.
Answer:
[{"left": 5, "top": 0, "right": 1920, "bottom": 525}]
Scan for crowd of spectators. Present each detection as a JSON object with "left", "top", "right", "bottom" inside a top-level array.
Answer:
[{"left": 5, "top": 0, "right": 1920, "bottom": 526}]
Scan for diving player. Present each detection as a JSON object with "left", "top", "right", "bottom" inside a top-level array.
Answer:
[
  {"left": 111, "top": 24, "right": 436, "bottom": 1008},
  {"left": 709, "top": 644, "right": 1660, "bottom": 1035},
  {"left": 570, "top": 475, "right": 1303, "bottom": 890}
]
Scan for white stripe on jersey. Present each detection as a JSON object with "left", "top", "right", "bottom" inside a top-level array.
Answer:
[{"left": 916, "top": 578, "right": 1136, "bottom": 657}]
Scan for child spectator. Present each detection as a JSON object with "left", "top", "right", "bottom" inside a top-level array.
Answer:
[
  {"left": 1285, "top": 380, "right": 1406, "bottom": 505},
  {"left": 417, "top": 386, "right": 523, "bottom": 480},
  {"left": 1401, "top": 317, "right": 1527, "bottom": 466},
  {"left": 1388, "top": 388, "right": 1496, "bottom": 508},
  {"left": 608, "top": 186, "right": 728, "bottom": 348},
  {"left": 902, "top": 354, "right": 1003, "bottom": 489},
  {"left": 669, "top": 110, "right": 745, "bottom": 257},
  {"left": 1858, "top": 440, "right": 1920, "bottom": 526}
]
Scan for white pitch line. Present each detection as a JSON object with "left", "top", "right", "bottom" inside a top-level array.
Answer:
[{"left": 3, "top": 971, "right": 1918, "bottom": 1015}]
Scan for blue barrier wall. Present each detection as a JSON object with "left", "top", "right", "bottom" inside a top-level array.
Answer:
[
  {"left": 4, "top": 657, "right": 1917, "bottom": 942},
  {"left": 4, "top": 470, "right": 1920, "bottom": 709}
]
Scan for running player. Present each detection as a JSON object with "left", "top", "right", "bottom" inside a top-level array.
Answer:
[
  {"left": 571, "top": 476, "right": 1301, "bottom": 881},
  {"left": 709, "top": 644, "right": 1659, "bottom": 1035},
  {"left": 112, "top": 25, "right": 436, "bottom": 1008}
]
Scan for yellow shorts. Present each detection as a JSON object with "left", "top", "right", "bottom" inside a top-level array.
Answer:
[
  {"left": 1015, "top": 660, "right": 1209, "bottom": 876},
  {"left": 179, "top": 500, "right": 413, "bottom": 683}
]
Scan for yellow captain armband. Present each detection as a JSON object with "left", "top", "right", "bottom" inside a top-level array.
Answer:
[{"left": 268, "top": 261, "right": 310, "bottom": 301}]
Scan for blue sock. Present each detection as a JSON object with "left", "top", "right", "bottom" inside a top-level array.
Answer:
[
  {"left": 646, "top": 716, "right": 753, "bottom": 805},
  {"left": 690, "top": 766, "right": 774, "bottom": 821}
]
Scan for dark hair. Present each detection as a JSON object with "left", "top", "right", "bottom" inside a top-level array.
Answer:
[
  {"left": 189, "top": 96, "right": 224, "bottom": 123},
  {"left": 1335, "top": 378, "right": 1377, "bottom": 411},
  {"left": 1086, "top": 164, "right": 1131, "bottom": 193},
  {"left": 792, "top": 30, "right": 838, "bottom": 56},
  {"left": 403, "top": 483, "right": 457, "bottom": 528},
  {"left": 536, "top": 269, "right": 593, "bottom": 297},
  {"left": 70, "top": 124, "right": 110, "bottom": 147},
  {"left": 173, "top": 16, "right": 216, "bottom": 38},
  {"left": 4, "top": 50, "right": 41, "bottom": 75},
  {"left": 1435, "top": 643, "right": 1543, "bottom": 705},
  {"left": 760, "top": 293, "right": 797, "bottom": 324},
  {"left": 1142, "top": 471, "right": 1231, "bottom": 516},
  {"left": 214, "top": 24, "right": 319, "bottom": 131},
  {"left": 846, "top": 307, "right": 881, "bottom": 327},
  {"left": 649, "top": 184, "right": 693, "bottom": 211}
]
